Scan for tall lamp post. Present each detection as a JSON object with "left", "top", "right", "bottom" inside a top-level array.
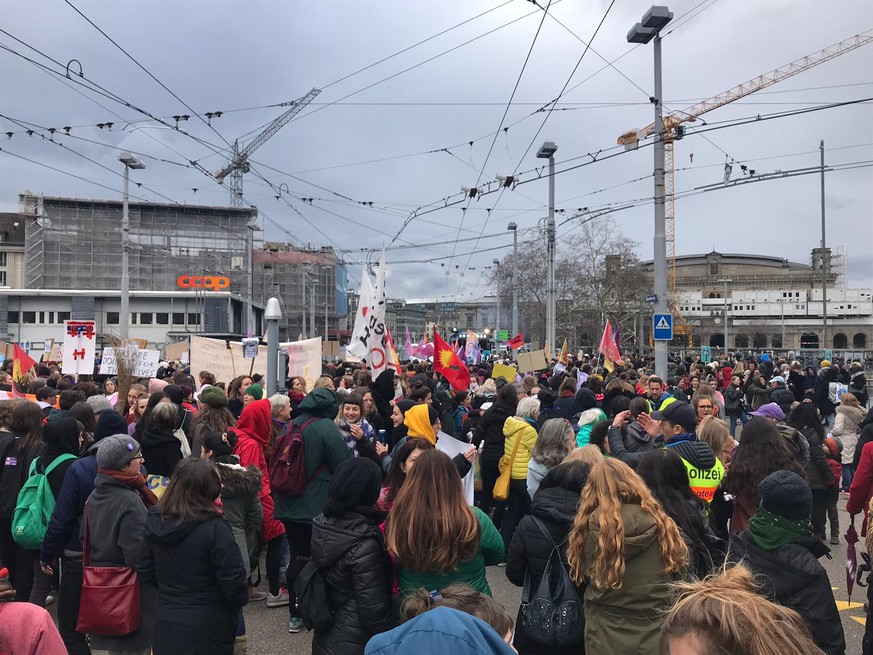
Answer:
[
  {"left": 264, "top": 297, "right": 282, "bottom": 396},
  {"left": 718, "top": 278, "right": 732, "bottom": 353},
  {"left": 627, "top": 6, "right": 673, "bottom": 380},
  {"left": 118, "top": 153, "right": 145, "bottom": 341},
  {"left": 493, "top": 258, "right": 501, "bottom": 356},
  {"left": 508, "top": 222, "right": 518, "bottom": 341},
  {"left": 536, "top": 142, "right": 557, "bottom": 355}
]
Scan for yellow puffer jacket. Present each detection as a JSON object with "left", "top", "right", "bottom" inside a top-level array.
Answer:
[{"left": 502, "top": 416, "right": 539, "bottom": 480}]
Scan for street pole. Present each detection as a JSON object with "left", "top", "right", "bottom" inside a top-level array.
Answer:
[
  {"left": 652, "top": 32, "right": 668, "bottom": 380},
  {"left": 301, "top": 268, "right": 307, "bottom": 338},
  {"left": 493, "top": 259, "right": 501, "bottom": 357},
  {"left": 719, "top": 278, "right": 731, "bottom": 354},
  {"left": 246, "top": 225, "right": 254, "bottom": 336},
  {"left": 547, "top": 154, "right": 556, "bottom": 355},
  {"left": 118, "top": 153, "right": 145, "bottom": 341},
  {"left": 820, "top": 139, "right": 828, "bottom": 350},
  {"left": 310, "top": 272, "right": 316, "bottom": 341},
  {"left": 265, "top": 297, "right": 281, "bottom": 396},
  {"left": 508, "top": 222, "right": 518, "bottom": 340},
  {"left": 781, "top": 300, "right": 785, "bottom": 351}
]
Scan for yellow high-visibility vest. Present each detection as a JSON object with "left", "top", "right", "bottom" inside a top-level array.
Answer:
[{"left": 680, "top": 456, "right": 724, "bottom": 503}]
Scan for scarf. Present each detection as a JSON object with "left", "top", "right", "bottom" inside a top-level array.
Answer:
[
  {"left": 289, "top": 391, "right": 305, "bottom": 405},
  {"left": 98, "top": 467, "right": 159, "bottom": 507},
  {"left": 748, "top": 508, "right": 812, "bottom": 551}
]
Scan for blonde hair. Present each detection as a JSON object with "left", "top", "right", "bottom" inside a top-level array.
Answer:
[
  {"left": 567, "top": 458, "right": 686, "bottom": 590},
  {"left": 563, "top": 445, "right": 603, "bottom": 467},
  {"left": 697, "top": 416, "right": 732, "bottom": 462},
  {"left": 515, "top": 396, "right": 541, "bottom": 420},
  {"left": 661, "top": 564, "right": 827, "bottom": 655}
]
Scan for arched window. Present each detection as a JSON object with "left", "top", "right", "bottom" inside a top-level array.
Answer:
[
  {"left": 854, "top": 333, "right": 867, "bottom": 349},
  {"left": 772, "top": 335, "right": 783, "bottom": 349},
  {"left": 735, "top": 334, "right": 749, "bottom": 348},
  {"left": 708, "top": 291, "right": 717, "bottom": 299},
  {"left": 833, "top": 333, "right": 848, "bottom": 349},
  {"left": 800, "top": 332, "right": 819, "bottom": 349},
  {"left": 753, "top": 333, "right": 767, "bottom": 349}
]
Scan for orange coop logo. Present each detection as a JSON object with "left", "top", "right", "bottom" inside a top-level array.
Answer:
[{"left": 177, "top": 275, "right": 230, "bottom": 291}]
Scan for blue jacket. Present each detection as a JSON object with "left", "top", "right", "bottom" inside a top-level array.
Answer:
[
  {"left": 40, "top": 452, "right": 97, "bottom": 560},
  {"left": 365, "top": 607, "right": 515, "bottom": 655}
]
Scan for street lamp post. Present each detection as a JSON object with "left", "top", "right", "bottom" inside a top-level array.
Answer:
[
  {"left": 536, "top": 142, "right": 557, "bottom": 355},
  {"left": 265, "top": 297, "right": 282, "bottom": 396},
  {"left": 118, "top": 153, "right": 145, "bottom": 341},
  {"left": 718, "top": 278, "right": 732, "bottom": 353},
  {"left": 508, "top": 222, "right": 518, "bottom": 341},
  {"left": 627, "top": 5, "right": 673, "bottom": 380},
  {"left": 493, "top": 258, "right": 501, "bottom": 356}
]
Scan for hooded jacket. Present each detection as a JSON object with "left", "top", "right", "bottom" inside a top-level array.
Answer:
[
  {"left": 833, "top": 404, "right": 867, "bottom": 465},
  {"left": 273, "top": 389, "right": 353, "bottom": 523},
  {"left": 139, "top": 424, "right": 183, "bottom": 478},
  {"left": 364, "top": 606, "right": 517, "bottom": 655},
  {"left": 309, "top": 508, "right": 395, "bottom": 655},
  {"left": 138, "top": 508, "right": 248, "bottom": 655},
  {"left": 35, "top": 416, "right": 80, "bottom": 498},
  {"left": 728, "top": 530, "right": 844, "bottom": 655},
  {"left": 769, "top": 382, "right": 795, "bottom": 416},
  {"left": 798, "top": 427, "right": 834, "bottom": 491},
  {"left": 370, "top": 370, "right": 398, "bottom": 441},
  {"left": 505, "top": 486, "right": 585, "bottom": 655},
  {"left": 215, "top": 461, "right": 262, "bottom": 573},
  {"left": 233, "top": 398, "right": 285, "bottom": 542},
  {"left": 581, "top": 504, "right": 677, "bottom": 655},
  {"left": 502, "top": 416, "right": 538, "bottom": 480},
  {"left": 404, "top": 404, "right": 436, "bottom": 444}
]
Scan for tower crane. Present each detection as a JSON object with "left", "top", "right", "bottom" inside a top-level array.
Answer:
[
  {"left": 618, "top": 31, "right": 873, "bottom": 345},
  {"left": 216, "top": 87, "right": 321, "bottom": 206}
]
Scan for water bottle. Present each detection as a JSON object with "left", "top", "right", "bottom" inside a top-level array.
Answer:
[{"left": 378, "top": 429, "right": 387, "bottom": 445}]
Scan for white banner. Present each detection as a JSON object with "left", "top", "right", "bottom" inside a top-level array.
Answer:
[
  {"left": 62, "top": 320, "right": 96, "bottom": 376},
  {"left": 99, "top": 347, "right": 160, "bottom": 377},
  {"left": 286, "top": 337, "right": 323, "bottom": 392},
  {"left": 347, "top": 253, "right": 399, "bottom": 377}
]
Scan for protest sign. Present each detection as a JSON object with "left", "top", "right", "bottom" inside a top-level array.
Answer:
[
  {"left": 99, "top": 347, "right": 160, "bottom": 377},
  {"left": 62, "top": 320, "right": 96, "bottom": 376}
]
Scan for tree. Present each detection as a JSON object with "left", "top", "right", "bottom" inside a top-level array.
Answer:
[{"left": 491, "top": 216, "right": 648, "bottom": 353}]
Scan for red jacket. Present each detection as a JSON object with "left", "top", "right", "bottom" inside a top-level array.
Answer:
[
  {"left": 233, "top": 398, "right": 286, "bottom": 542},
  {"left": 847, "top": 440, "right": 873, "bottom": 536},
  {"left": 720, "top": 366, "right": 733, "bottom": 391}
]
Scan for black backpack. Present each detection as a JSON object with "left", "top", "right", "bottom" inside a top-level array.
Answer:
[
  {"left": 293, "top": 559, "right": 334, "bottom": 631},
  {"left": 519, "top": 517, "right": 585, "bottom": 647}
]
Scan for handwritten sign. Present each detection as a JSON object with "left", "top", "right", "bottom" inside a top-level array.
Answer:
[
  {"left": 146, "top": 474, "right": 170, "bottom": 499},
  {"left": 241, "top": 338, "right": 260, "bottom": 359},
  {"left": 99, "top": 347, "right": 160, "bottom": 377},
  {"left": 62, "top": 320, "right": 96, "bottom": 376}
]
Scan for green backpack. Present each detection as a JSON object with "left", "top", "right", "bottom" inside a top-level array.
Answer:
[{"left": 11, "top": 454, "right": 77, "bottom": 549}]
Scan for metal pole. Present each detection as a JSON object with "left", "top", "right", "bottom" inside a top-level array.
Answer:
[
  {"left": 511, "top": 226, "right": 518, "bottom": 339},
  {"left": 265, "top": 298, "right": 281, "bottom": 396},
  {"left": 120, "top": 165, "right": 130, "bottom": 340},
  {"left": 310, "top": 272, "right": 316, "bottom": 340},
  {"left": 652, "top": 33, "right": 668, "bottom": 380},
  {"left": 546, "top": 155, "right": 556, "bottom": 355},
  {"left": 301, "top": 268, "right": 306, "bottom": 338},
  {"left": 493, "top": 261, "right": 500, "bottom": 356},
  {"left": 820, "top": 140, "right": 828, "bottom": 350},
  {"left": 246, "top": 226, "right": 254, "bottom": 336},
  {"left": 781, "top": 300, "right": 785, "bottom": 351},
  {"left": 720, "top": 278, "right": 730, "bottom": 354}
]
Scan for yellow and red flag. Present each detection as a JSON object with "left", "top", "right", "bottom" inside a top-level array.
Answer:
[
  {"left": 559, "top": 338, "right": 569, "bottom": 365},
  {"left": 12, "top": 344, "right": 36, "bottom": 382},
  {"left": 598, "top": 319, "right": 622, "bottom": 373},
  {"left": 433, "top": 330, "right": 471, "bottom": 391}
]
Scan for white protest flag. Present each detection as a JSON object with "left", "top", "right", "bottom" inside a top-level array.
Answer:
[{"left": 347, "top": 253, "right": 400, "bottom": 376}]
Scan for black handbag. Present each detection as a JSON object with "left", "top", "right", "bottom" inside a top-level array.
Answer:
[{"left": 519, "top": 517, "right": 585, "bottom": 647}]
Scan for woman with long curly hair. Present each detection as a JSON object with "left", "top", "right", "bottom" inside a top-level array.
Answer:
[
  {"left": 567, "top": 458, "right": 686, "bottom": 655},
  {"left": 385, "top": 449, "right": 504, "bottom": 597},
  {"left": 719, "top": 417, "right": 806, "bottom": 534}
]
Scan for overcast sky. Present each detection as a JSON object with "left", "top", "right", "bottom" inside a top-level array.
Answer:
[{"left": 2, "top": 0, "right": 871, "bottom": 302}]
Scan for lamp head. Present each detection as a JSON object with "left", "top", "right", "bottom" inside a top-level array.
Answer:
[
  {"left": 536, "top": 141, "right": 558, "bottom": 159},
  {"left": 265, "top": 297, "right": 282, "bottom": 320},
  {"left": 118, "top": 152, "right": 145, "bottom": 169},
  {"left": 507, "top": 222, "right": 517, "bottom": 231}
]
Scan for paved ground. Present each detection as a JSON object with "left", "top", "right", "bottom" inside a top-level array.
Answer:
[{"left": 242, "top": 502, "right": 868, "bottom": 655}]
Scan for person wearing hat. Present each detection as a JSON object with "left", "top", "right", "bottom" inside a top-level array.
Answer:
[
  {"left": 85, "top": 393, "right": 113, "bottom": 420},
  {"left": 308, "top": 457, "right": 394, "bottom": 654},
  {"left": 607, "top": 401, "right": 724, "bottom": 504},
  {"left": 751, "top": 403, "right": 811, "bottom": 467},
  {"left": 243, "top": 384, "right": 264, "bottom": 406},
  {"left": 190, "top": 386, "right": 235, "bottom": 457},
  {"left": 728, "top": 470, "right": 844, "bottom": 655},
  {"left": 81, "top": 434, "right": 158, "bottom": 654},
  {"left": 768, "top": 375, "right": 795, "bottom": 416},
  {"left": 34, "top": 386, "right": 58, "bottom": 419}
]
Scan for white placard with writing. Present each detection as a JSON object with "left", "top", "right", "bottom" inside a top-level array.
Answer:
[
  {"left": 62, "top": 320, "right": 96, "bottom": 376},
  {"left": 99, "top": 347, "right": 161, "bottom": 377}
]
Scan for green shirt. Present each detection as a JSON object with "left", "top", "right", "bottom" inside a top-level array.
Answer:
[{"left": 398, "top": 506, "right": 504, "bottom": 597}]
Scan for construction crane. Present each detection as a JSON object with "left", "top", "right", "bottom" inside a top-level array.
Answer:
[
  {"left": 216, "top": 87, "right": 321, "bottom": 206},
  {"left": 618, "top": 31, "right": 873, "bottom": 345}
]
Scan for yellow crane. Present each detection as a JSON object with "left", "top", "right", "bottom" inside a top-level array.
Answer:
[{"left": 619, "top": 31, "right": 873, "bottom": 345}]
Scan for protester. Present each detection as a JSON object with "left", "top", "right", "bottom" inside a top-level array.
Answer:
[
  {"left": 0, "top": 564, "right": 66, "bottom": 655},
  {"left": 139, "top": 458, "right": 248, "bottom": 655},
  {"left": 727, "top": 470, "right": 844, "bottom": 655},
  {"left": 574, "top": 407, "right": 608, "bottom": 447},
  {"left": 335, "top": 393, "right": 383, "bottom": 464},
  {"left": 567, "top": 458, "right": 686, "bottom": 655},
  {"left": 377, "top": 437, "right": 434, "bottom": 512},
  {"left": 526, "top": 418, "right": 576, "bottom": 498},
  {"left": 724, "top": 374, "right": 749, "bottom": 438},
  {"left": 227, "top": 376, "right": 253, "bottom": 419},
  {"left": 695, "top": 415, "right": 734, "bottom": 470},
  {"left": 309, "top": 458, "right": 394, "bottom": 654},
  {"left": 661, "top": 564, "right": 829, "bottom": 655},
  {"left": 273, "top": 387, "right": 351, "bottom": 633},
  {"left": 231, "top": 398, "right": 287, "bottom": 610},
  {"left": 473, "top": 383, "right": 518, "bottom": 525},
  {"left": 86, "top": 434, "right": 158, "bottom": 654},
  {"left": 400, "top": 585, "right": 514, "bottom": 646},
  {"left": 500, "top": 396, "right": 540, "bottom": 552},
  {"left": 386, "top": 449, "right": 504, "bottom": 597},
  {"left": 786, "top": 402, "right": 834, "bottom": 541},
  {"left": 506, "top": 461, "right": 590, "bottom": 655},
  {"left": 139, "top": 401, "right": 184, "bottom": 477},
  {"left": 190, "top": 386, "right": 235, "bottom": 457},
  {"left": 833, "top": 393, "right": 866, "bottom": 491}
]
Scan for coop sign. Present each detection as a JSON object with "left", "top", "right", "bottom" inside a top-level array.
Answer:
[{"left": 177, "top": 275, "right": 230, "bottom": 291}]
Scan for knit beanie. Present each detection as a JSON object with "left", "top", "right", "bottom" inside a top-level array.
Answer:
[
  {"left": 323, "top": 458, "right": 382, "bottom": 517},
  {"left": 86, "top": 394, "right": 113, "bottom": 415},
  {"left": 245, "top": 384, "right": 264, "bottom": 400},
  {"left": 94, "top": 410, "right": 129, "bottom": 443},
  {"left": 148, "top": 378, "right": 169, "bottom": 395},
  {"left": 163, "top": 384, "right": 185, "bottom": 406},
  {"left": 199, "top": 385, "right": 229, "bottom": 408},
  {"left": 759, "top": 470, "right": 811, "bottom": 521},
  {"left": 96, "top": 434, "right": 141, "bottom": 470}
]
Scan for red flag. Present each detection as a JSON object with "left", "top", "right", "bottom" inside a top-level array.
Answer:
[
  {"left": 12, "top": 344, "right": 37, "bottom": 382},
  {"left": 433, "top": 330, "right": 471, "bottom": 391},
  {"left": 509, "top": 333, "right": 524, "bottom": 350},
  {"left": 598, "top": 319, "right": 621, "bottom": 368}
]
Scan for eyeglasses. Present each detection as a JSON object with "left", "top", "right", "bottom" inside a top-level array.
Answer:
[{"left": 131, "top": 455, "right": 144, "bottom": 462}]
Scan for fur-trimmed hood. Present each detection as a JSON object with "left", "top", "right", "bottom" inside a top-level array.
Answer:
[{"left": 216, "top": 461, "right": 262, "bottom": 498}]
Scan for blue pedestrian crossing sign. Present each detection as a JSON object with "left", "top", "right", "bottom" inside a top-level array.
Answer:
[{"left": 653, "top": 314, "right": 673, "bottom": 341}]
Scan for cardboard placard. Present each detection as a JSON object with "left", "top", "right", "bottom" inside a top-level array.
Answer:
[
  {"left": 491, "top": 363, "right": 517, "bottom": 382},
  {"left": 164, "top": 339, "right": 189, "bottom": 363},
  {"left": 517, "top": 349, "right": 547, "bottom": 374},
  {"left": 241, "top": 337, "right": 260, "bottom": 359},
  {"left": 62, "top": 320, "right": 96, "bottom": 376},
  {"left": 99, "top": 347, "right": 161, "bottom": 377}
]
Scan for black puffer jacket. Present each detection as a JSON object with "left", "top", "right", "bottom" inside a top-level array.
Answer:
[
  {"left": 309, "top": 507, "right": 394, "bottom": 655},
  {"left": 769, "top": 384, "right": 795, "bottom": 416},
  {"left": 728, "top": 531, "right": 845, "bottom": 655},
  {"left": 799, "top": 427, "right": 833, "bottom": 491},
  {"left": 474, "top": 403, "right": 515, "bottom": 466},
  {"left": 138, "top": 509, "right": 248, "bottom": 655},
  {"left": 505, "top": 487, "right": 585, "bottom": 655}
]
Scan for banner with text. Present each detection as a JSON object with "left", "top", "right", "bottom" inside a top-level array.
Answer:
[
  {"left": 62, "top": 320, "right": 96, "bottom": 376},
  {"left": 99, "top": 347, "right": 161, "bottom": 377}
]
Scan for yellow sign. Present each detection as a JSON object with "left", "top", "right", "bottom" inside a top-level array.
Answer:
[{"left": 491, "top": 364, "right": 517, "bottom": 382}]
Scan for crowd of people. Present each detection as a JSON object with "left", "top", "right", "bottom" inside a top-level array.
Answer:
[{"left": 0, "top": 351, "right": 869, "bottom": 654}]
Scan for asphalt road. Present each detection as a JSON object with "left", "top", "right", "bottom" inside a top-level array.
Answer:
[{"left": 242, "top": 501, "right": 868, "bottom": 655}]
